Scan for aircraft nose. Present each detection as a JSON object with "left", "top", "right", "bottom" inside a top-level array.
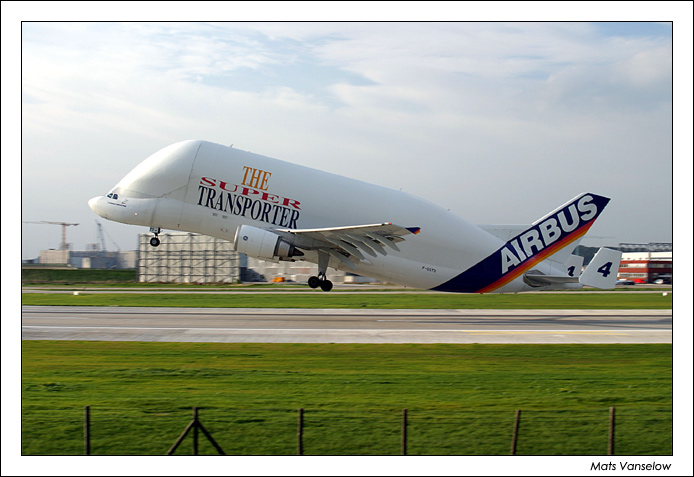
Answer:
[{"left": 88, "top": 196, "right": 107, "bottom": 218}]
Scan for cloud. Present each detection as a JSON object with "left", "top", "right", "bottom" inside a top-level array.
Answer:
[{"left": 18, "top": 22, "right": 674, "bottom": 258}]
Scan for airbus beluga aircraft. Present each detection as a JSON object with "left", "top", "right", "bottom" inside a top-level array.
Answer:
[{"left": 89, "top": 140, "right": 621, "bottom": 292}]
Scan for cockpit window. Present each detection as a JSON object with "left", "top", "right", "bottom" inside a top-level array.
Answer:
[{"left": 107, "top": 193, "right": 118, "bottom": 199}]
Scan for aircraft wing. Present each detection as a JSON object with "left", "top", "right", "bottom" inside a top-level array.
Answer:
[{"left": 277, "top": 222, "right": 421, "bottom": 269}]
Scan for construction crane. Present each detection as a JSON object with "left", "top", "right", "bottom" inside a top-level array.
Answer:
[
  {"left": 23, "top": 221, "right": 79, "bottom": 250},
  {"left": 95, "top": 220, "right": 120, "bottom": 252},
  {"left": 94, "top": 220, "right": 121, "bottom": 269},
  {"left": 96, "top": 220, "right": 107, "bottom": 252}
]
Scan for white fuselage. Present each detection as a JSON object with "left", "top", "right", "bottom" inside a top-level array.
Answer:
[{"left": 89, "top": 140, "right": 578, "bottom": 292}]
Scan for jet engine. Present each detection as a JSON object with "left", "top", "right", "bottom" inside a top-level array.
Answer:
[{"left": 233, "top": 225, "right": 303, "bottom": 261}]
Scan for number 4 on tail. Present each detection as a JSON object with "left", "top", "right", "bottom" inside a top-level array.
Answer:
[{"left": 597, "top": 262, "right": 613, "bottom": 278}]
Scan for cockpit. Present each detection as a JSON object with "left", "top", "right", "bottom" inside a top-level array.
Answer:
[{"left": 106, "top": 193, "right": 119, "bottom": 200}]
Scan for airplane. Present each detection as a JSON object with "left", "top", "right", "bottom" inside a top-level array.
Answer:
[{"left": 89, "top": 139, "right": 621, "bottom": 292}]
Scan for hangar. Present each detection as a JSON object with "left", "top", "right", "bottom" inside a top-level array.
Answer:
[{"left": 617, "top": 243, "right": 673, "bottom": 284}]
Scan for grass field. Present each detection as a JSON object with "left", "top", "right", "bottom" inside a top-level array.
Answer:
[
  {"left": 21, "top": 271, "right": 674, "bottom": 455},
  {"left": 21, "top": 268, "right": 138, "bottom": 284},
  {"left": 21, "top": 290, "right": 673, "bottom": 309},
  {"left": 21, "top": 341, "right": 672, "bottom": 455}
]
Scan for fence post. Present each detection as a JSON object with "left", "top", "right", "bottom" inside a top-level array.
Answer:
[
  {"left": 511, "top": 409, "right": 521, "bottom": 455},
  {"left": 608, "top": 406, "right": 615, "bottom": 455},
  {"left": 297, "top": 408, "right": 304, "bottom": 456},
  {"left": 167, "top": 407, "right": 225, "bottom": 455},
  {"left": 193, "top": 407, "right": 199, "bottom": 456},
  {"left": 401, "top": 409, "right": 408, "bottom": 456},
  {"left": 84, "top": 405, "right": 91, "bottom": 456}
]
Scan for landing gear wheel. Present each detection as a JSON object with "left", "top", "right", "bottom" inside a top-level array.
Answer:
[
  {"left": 308, "top": 275, "right": 333, "bottom": 291},
  {"left": 309, "top": 255, "right": 333, "bottom": 291},
  {"left": 319, "top": 280, "right": 333, "bottom": 292},
  {"left": 308, "top": 276, "right": 320, "bottom": 289},
  {"left": 149, "top": 227, "right": 162, "bottom": 247}
]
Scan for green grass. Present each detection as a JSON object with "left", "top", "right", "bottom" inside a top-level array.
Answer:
[
  {"left": 22, "top": 268, "right": 137, "bottom": 284},
  {"left": 21, "top": 291, "right": 673, "bottom": 309},
  {"left": 22, "top": 341, "right": 672, "bottom": 455}
]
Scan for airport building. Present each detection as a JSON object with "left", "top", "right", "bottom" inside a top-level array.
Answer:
[
  {"left": 26, "top": 232, "right": 356, "bottom": 284},
  {"left": 617, "top": 243, "right": 673, "bottom": 284},
  {"left": 29, "top": 234, "right": 672, "bottom": 286},
  {"left": 137, "top": 233, "right": 241, "bottom": 283},
  {"left": 34, "top": 248, "right": 137, "bottom": 269}
]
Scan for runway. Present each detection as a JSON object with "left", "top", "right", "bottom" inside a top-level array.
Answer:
[{"left": 21, "top": 306, "right": 672, "bottom": 344}]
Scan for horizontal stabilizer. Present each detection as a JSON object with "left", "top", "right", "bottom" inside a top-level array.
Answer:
[
  {"left": 564, "top": 254, "right": 584, "bottom": 278},
  {"left": 523, "top": 273, "right": 579, "bottom": 287},
  {"left": 579, "top": 247, "right": 622, "bottom": 289},
  {"left": 523, "top": 254, "right": 584, "bottom": 288}
]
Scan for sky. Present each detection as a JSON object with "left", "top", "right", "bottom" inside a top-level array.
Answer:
[{"left": 8, "top": 9, "right": 686, "bottom": 261}]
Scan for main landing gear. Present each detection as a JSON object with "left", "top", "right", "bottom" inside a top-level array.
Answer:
[
  {"left": 149, "top": 227, "right": 161, "bottom": 247},
  {"left": 308, "top": 251, "right": 333, "bottom": 291},
  {"left": 308, "top": 273, "right": 333, "bottom": 292}
]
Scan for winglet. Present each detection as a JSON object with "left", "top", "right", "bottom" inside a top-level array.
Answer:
[{"left": 406, "top": 227, "right": 421, "bottom": 235}]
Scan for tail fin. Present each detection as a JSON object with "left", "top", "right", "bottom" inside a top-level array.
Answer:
[
  {"left": 579, "top": 247, "right": 622, "bottom": 289},
  {"left": 479, "top": 192, "right": 611, "bottom": 293},
  {"left": 435, "top": 193, "right": 611, "bottom": 293},
  {"left": 497, "top": 192, "right": 610, "bottom": 271}
]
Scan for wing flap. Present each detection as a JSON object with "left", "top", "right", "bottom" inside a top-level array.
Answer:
[
  {"left": 277, "top": 222, "right": 419, "bottom": 261},
  {"left": 329, "top": 249, "right": 358, "bottom": 270},
  {"left": 325, "top": 237, "right": 366, "bottom": 260}
]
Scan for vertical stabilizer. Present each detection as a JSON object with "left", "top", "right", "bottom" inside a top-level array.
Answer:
[{"left": 435, "top": 192, "right": 611, "bottom": 293}]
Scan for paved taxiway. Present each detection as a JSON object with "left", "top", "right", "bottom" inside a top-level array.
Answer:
[{"left": 22, "top": 306, "right": 672, "bottom": 344}]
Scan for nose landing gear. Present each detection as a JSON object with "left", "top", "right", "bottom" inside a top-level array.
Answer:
[{"left": 149, "top": 227, "right": 161, "bottom": 247}]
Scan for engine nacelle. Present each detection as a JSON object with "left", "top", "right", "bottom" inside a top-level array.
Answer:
[{"left": 233, "top": 225, "right": 302, "bottom": 261}]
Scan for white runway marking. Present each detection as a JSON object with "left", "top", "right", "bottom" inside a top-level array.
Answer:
[
  {"left": 22, "top": 325, "right": 654, "bottom": 334},
  {"left": 21, "top": 306, "right": 672, "bottom": 344}
]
